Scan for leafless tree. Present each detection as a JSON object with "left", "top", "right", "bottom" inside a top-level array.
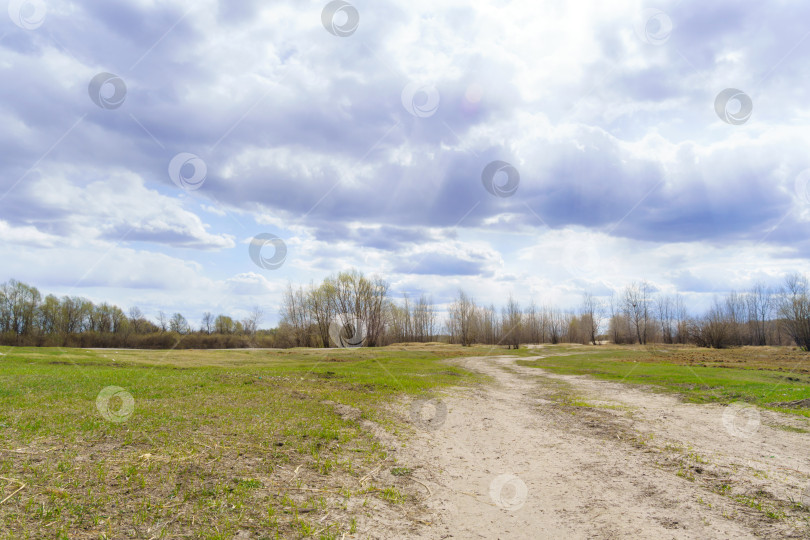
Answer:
[
  {"left": 691, "top": 300, "right": 732, "bottom": 348},
  {"left": 242, "top": 306, "right": 263, "bottom": 336},
  {"left": 156, "top": 311, "right": 168, "bottom": 332},
  {"left": 129, "top": 306, "right": 143, "bottom": 323},
  {"left": 128, "top": 306, "right": 147, "bottom": 334},
  {"left": 447, "top": 289, "right": 477, "bottom": 346},
  {"left": 624, "top": 281, "right": 652, "bottom": 345},
  {"left": 655, "top": 295, "right": 671, "bottom": 344},
  {"left": 548, "top": 308, "right": 568, "bottom": 344},
  {"left": 400, "top": 293, "right": 413, "bottom": 342},
  {"left": 386, "top": 292, "right": 437, "bottom": 344},
  {"left": 330, "top": 271, "right": 389, "bottom": 347},
  {"left": 201, "top": 312, "right": 214, "bottom": 335},
  {"left": 413, "top": 294, "right": 437, "bottom": 341},
  {"left": 746, "top": 283, "right": 773, "bottom": 346},
  {"left": 477, "top": 304, "right": 497, "bottom": 345},
  {"left": 501, "top": 295, "right": 522, "bottom": 349},
  {"left": 608, "top": 293, "right": 622, "bottom": 344},
  {"left": 280, "top": 284, "right": 311, "bottom": 347},
  {"left": 778, "top": 273, "right": 810, "bottom": 350},
  {"left": 724, "top": 291, "right": 746, "bottom": 345},
  {"left": 524, "top": 301, "right": 541, "bottom": 344},
  {"left": 580, "top": 292, "right": 603, "bottom": 345},
  {"left": 674, "top": 294, "right": 688, "bottom": 344},
  {"left": 306, "top": 282, "right": 334, "bottom": 347}
]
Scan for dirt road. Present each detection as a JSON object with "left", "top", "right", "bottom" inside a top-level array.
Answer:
[{"left": 390, "top": 355, "right": 810, "bottom": 539}]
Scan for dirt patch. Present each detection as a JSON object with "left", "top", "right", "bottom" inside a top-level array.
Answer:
[{"left": 389, "top": 355, "right": 810, "bottom": 539}]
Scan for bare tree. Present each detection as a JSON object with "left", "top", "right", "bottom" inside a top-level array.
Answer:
[
  {"left": 779, "top": 273, "right": 810, "bottom": 350},
  {"left": 655, "top": 295, "right": 670, "bottom": 344},
  {"left": 311, "top": 271, "right": 391, "bottom": 347},
  {"left": 412, "top": 294, "right": 437, "bottom": 342},
  {"left": 502, "top": 295, "right": 522, "bottom": 349},
  {"left": 477, "top": 304, "right": 497, "bottom": 345},
  {"left": 156, "top": 311, "right": 168, "bottom": 332},
  {"left": 400, "top": 293, "right": 413, "bottom": 342},
  {"left": 128, "top": 306, "right": 146, "bottom": 334},
  {"left": 327, "top": 271, "right": 389, "bottom": 347},
  {"left": 691, "top": 300, "right": 732, "bottom": 348},
  {"left": 201, "top": 312, "right": 214, "bottom": 335},
  {"left": 129, "top": 306, "right": 143, "bottom": 322},
  {"left": 548, "top": 308, "right": 567, "bottom": 344},
  {"left": 608, "top": 293, "right": 621, "bottom": 344},
  {"left": 243, "top": 306, "right": 263, "bottom": 336},
  {"left": 581, "top": 292, "right": 603, "bottom": 345},
  {"left": 447, "top": 289, "right": 477, "bottom": 346},
  {"left": 724, "top": 291, "right": 746, "bottom": 345},
  {"left": 746, "top": 283, "right": 772, "bottom": 346},
  {"left": 674, "top": 294, "right": 688, "bottom": 344},
  {"left": 524, "top": 301, "right": 541, "bottom": 344},
  {"left": 624, "top": 281, "right": 652, "bottom": 345},
  {"left": 280, "top": 284, "right": 311, "bottom": 347},
  {"left": 307, "top": 282, "right": 334, "bottom": 347}
]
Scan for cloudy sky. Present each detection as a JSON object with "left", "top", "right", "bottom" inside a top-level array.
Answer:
[{"left": 2, "top": 0, "right": 810, "bottom": 326}]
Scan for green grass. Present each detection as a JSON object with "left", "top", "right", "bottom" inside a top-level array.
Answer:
[
  {"left": 390, "top": 467, "right": 412, "bottom": 477},
  {"left": 4, "top": 343, "right": 808, "bottom": 537},
  {"left": 0, "top": 344, "right": 493, "bottom": 539},
  {"left": 379, "top": 487, "right": 406, "bottom": 504},
  {"left": 518, "top": 347, "right": 810, "bottom": 417},
  {"left": 770, "top": 423, "right": 809, "bottom": 433}
]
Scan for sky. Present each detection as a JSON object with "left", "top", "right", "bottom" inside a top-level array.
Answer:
[{"left": 1, "top": 0, "right": 810, "bottom": 327}]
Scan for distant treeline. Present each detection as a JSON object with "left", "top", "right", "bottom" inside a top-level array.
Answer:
[
  {"left": 279, "top": 271, "right": 810, "bottom": 350},
  {"left": 441, "top": 283, "right": 801, "bottom": 350},
  {"left": 0, "top": 279, "right": 277, "bottom": 349},
  {"left": 3, "top": 270, "right": 810, "bottom": 350}
]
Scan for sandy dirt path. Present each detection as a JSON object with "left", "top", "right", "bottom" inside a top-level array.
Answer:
[{"left": 390, "top": 355, "right": 810, "bottom": 539}]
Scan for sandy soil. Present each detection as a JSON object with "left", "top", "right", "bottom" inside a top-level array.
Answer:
[{"left": 380, "top": 355, "right": 810, "bottom": 539}]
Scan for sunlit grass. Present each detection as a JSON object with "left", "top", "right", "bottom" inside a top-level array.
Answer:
[
  {"left": 0, "top": 344, "right": 491, "bottom": 539},
  {"left": 519, "top": 345, "right": 810, "bottom": 416}
]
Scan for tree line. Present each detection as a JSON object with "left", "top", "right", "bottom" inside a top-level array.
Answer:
[
  {"left": 443, "top": 280, "right": 804, "bottom": 349},
  {"left": 281, "top": 272, "right": 810, "bottom": 350},
  {"left": 278, "top": 269, "right": 439, "bottom": 347},
  {"left": 3, "top": 271, "right": 810, "bottom": 350},
  {"left": 0, "top": 279, "right": 271, "bottom": 349}
]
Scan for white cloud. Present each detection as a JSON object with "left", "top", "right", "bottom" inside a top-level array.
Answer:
[
  {"left": 2, "top": 0, "right": 810, "bottom": 323},
  {"left": 0, "top": 220, "right": 57, "bottom": 248},
  {"left": 24, "top": 169, "right": 234, "bottom": 250}
]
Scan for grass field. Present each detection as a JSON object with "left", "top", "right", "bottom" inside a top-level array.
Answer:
[
  {"left": 0, "top": 344, "right": 502, "bottom": 539},
  {"left": 2, "top": 343, "right": 809, "bottom": 539},
  {"left": 520, "top": 344, "right": 810, "bottom": 416}
]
